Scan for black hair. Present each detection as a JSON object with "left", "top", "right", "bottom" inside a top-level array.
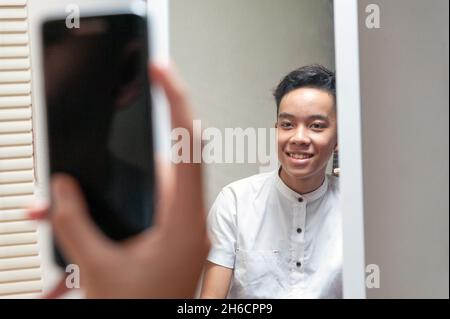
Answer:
[{"left": 273, "top": 64, "right": 336, "bottom": 114}]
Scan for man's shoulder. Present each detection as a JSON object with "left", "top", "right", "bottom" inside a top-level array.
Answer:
[
  {"left": 224, "top": 171, "right": 274, "bottom": 192},
  {"left": 219, "top": 171, "right": 275, "bottom": 201},
  {"left": 209, "top": 171, "right": 274, "bottom": 219}
]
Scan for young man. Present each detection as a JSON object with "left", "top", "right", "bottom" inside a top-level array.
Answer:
[{"left": 201, "top": 65, "right": 342, "bottom": 299}]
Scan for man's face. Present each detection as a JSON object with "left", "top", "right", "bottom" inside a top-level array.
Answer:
[{"left": 276, "top": 87, "right": 337, "bottom": 182}]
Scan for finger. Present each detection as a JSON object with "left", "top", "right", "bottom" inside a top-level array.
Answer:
[
  {"left": 41, "top": 275, "right": 69, "bottom": 299},
  {"left": 50, "top": 174, "right": 111, "bottom": 267},
  {"left": 152, "top": 154, "right": 175, "bottom": 227},
  {"left": 150, "top": 63, "right": 193, "bottom": 132},
  {"left": 27, "top": 201, "right": 50, "bottom": 220},
  {"left": 149, "top": 64, "right": 206, "bottom": 232}
]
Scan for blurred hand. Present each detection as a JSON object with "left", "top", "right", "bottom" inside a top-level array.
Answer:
[{"left": 29, "top": 64, "right": 210, "bottom": 298}]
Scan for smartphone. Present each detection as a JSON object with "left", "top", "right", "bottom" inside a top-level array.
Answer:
[{"left": 40, "top": 3, "right": 155, "bottom": 267}]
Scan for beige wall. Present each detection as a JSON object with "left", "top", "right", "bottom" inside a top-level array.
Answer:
[
  {"left": 170, "top": 0, "right": 335, "bottom": 205},
  {"left": 358, "top": 0, "right": 449, "bottom": 298}
]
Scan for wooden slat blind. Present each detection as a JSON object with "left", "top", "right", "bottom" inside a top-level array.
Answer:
[{"left": 0, "top": 0, "right": 42, "bottom": 298}]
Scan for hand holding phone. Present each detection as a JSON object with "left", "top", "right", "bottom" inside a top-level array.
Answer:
[
  {"left": 41, "top": 5, "right": 155, "bottom": 267},
  {"left": 30, "top": 65, "right": 210, "bottom": 298}
]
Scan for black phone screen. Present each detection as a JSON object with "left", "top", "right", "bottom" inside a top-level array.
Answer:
[{"left": 42, "top": 14, "right": 155, "bottom": 267}]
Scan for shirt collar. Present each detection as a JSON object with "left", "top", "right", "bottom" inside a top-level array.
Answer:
[{"left": 274, "top": 168, "right": 329, "bottom": 203}]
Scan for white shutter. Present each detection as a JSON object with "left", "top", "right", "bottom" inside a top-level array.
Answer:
[{"left": 0, "top": 0, "right": 42, "bottom": 298}]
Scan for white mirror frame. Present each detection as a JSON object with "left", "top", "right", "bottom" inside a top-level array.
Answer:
[{"left": 334, "top": 0, "right": 367, "bottom": 299}]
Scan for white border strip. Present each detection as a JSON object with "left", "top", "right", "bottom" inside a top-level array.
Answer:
[
  {"left": 148, "top": 0, "right": 172, "bottom": 159},
  {"left": 333, "top": 0, "right": 366, "bottom": 299}
]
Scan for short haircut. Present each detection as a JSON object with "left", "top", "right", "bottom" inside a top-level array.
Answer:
[{"left": 273, "top": 64, "right": 336, "bottom": 114}]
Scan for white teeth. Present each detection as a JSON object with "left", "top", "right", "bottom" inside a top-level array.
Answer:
[{"left": 288, "top": 153, "right": 313, "bottom": 160}]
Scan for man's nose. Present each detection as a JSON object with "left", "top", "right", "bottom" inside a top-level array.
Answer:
[{"left": 290, "top": 126, "right": 311, "bottom": 145}]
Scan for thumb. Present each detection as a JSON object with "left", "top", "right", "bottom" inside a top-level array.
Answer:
[{"left": 51, "top": 174, "right": 110, "bottom": 267}]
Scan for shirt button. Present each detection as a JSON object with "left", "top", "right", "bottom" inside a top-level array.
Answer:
[
  {"left": 297, "top": 228, "right": 302, "bottom": 234},
  {"left": 298, "top": 197, "right": 303, "bottom": 202},
  {"left": 296, "top": 261, "right": 302, "bottom": 267}
]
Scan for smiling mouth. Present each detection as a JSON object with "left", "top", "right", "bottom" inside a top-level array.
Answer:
[{"left": 286, "top": 152, "right": 314, "bottom": 160}]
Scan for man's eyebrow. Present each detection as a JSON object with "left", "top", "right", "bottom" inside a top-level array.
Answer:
[
  {"left": 308, "top": 114, "right": 330, "bottom": 121},
  {"left": 278, "top": 112, "right": 295, "bottom": 119},
  {"left": 278, "top": 113, "right": 330, "bottom": 121}
]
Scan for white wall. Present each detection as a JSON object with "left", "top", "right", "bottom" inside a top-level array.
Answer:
[
  {"left": 170, "top": 0, "right": 335, "bottom": 205},
  {"left": 358, "top": 0, "right": 449, "bottom": 298}
]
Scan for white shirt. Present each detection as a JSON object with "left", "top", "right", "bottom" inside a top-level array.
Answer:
[{"left": 207, "top": 169, "right": 342, "bottom": 299}]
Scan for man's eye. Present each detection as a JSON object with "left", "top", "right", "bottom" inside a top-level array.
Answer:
[
  {"left": 280, "top": 122, "right": 293, "bottom": 128},
  {"left": 311, "top": 123, "right": 326, "bottom": 129}
]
